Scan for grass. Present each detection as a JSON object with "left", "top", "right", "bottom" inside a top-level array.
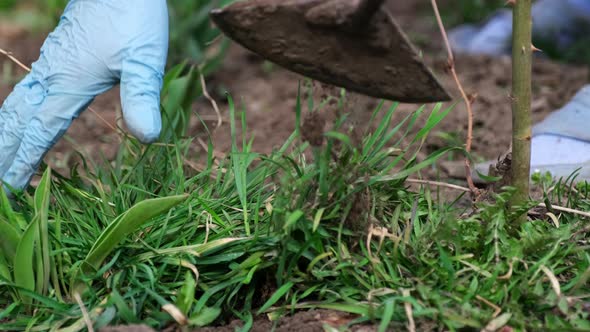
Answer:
[
  {"left": 0, "top": 2, "right": 589, "bottom": 329},
  {"left": 0, "top": 73, "right": 589, "bottom": 331}
]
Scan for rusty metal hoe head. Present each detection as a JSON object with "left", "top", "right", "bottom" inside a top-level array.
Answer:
[{"left": 210, "top": 0, "right": 451, "bottom": 103}]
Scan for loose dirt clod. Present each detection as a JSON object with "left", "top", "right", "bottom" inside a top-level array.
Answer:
[
  {"left": 99, "top": 325, "right": 155, "bottom": 332},
  {"left": 301, "top": 111, "right": 326, "bottom": 147},
  {"left": 345, "top": 189, "right": 372, "bottom": 233}
]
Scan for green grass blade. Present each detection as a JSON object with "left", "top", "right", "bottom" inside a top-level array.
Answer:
[
  {"left": 0, "top": 254, "right": 11, "bottom": 282},
  {"left": 378, "top": 300, "right": 395, "bottom": 332},
  {"left": 13, "top": 215, "right": 39, "bottom": 304},
  {"left": 370, "top": 147, "right": 462, "bottom": 182},
  {"left": 175, "top": 271, "right": 196, "bottom": 315},
  {"left": 0, "top": 186, "right": 20, "bottom": 228},
  {"left": 0, "top": 217, "right": 21, "bottom": 260},
  {"left": 80, "top": 194, "right": 188, "bottom": 274},
  {"left": 34, "top": 168, "right": 52, "bottom": 295},
  {"left": 188, "top": 307, "right": 222, "bottom": 327},
  {"left": 257, "top": 281, "right": 294, "bottom": 314}
]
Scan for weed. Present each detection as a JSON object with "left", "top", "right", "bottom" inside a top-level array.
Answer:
[{"left": 1, "top": 74, "right": 588, "bottom": 330}]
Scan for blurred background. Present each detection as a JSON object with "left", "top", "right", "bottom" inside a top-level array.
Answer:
[{"left": 0, "top": 0, "right": 588, "bottom": 180}]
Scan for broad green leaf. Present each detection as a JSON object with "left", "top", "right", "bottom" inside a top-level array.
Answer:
[
  {"left": 311, "top": 303, "right": 371, "bottom": 316},
  {"left": 13, "top": 216, "right": 39, "bottom": 304},
  {"left": 0, "top": 217, "right": 21, "bottom": 259},
  {"left": 161, "top": 66, "right": 202, "bottom": 139},
  {"left": 0, "top": 186, "right": 25, "bottom": 229},
  {"left": 175, "top": 271, "right": 196, "bottom": 315},
  {"left": 312, "top": 208, "right": 325, "bottom": 232},
  {"left": 378, "top": 300, "right": 396, "bottom": 332},
  {"left": 83, "top": 194, "right": 188, "bottom": 272},
  {"left": 0, "top": 254, "right": 11, "bottom": 282},
  {"left": 188, "top": 307, "right": 221, "bottom": 327},
  {"left": 34, "top": 168, "right": 52, "bottom": 295}
]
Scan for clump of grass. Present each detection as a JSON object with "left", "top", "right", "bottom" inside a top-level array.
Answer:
[{"left": 1, "top": 77, "right": 589, "bottom": 331}]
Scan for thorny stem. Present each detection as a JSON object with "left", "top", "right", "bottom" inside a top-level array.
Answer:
[
  {"left": 430, "top": 0, "right": 479, "bottom": 196},
  {"left": 510, "top": 0, "right": 533, "bottom": 222}
]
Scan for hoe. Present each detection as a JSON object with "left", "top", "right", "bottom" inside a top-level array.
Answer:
[{"left": 210, "top": 0, "right": 451, "bottom": 103}]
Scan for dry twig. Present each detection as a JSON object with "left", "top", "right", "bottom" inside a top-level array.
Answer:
[
  {"left": 199, "top": 72, "right": 223, "bottom": 129},
  {"left": 406, "top": 178, "right": 470, "bottom": 193},
  {"left": 429, "top": 1, "right": 479, "bottom": 196},
  {"left": 476, "top": 295, "right": 502, "bottom": 318},
  {"left": 540, "top": 265, "right": 562, "bottom": 297},
  {"left": 539, "top": 203, "right": 590, "bottom": 218},
  {"left": 407, "top": 178, "right": 590, "bottom": 219},
  {"left": 402, "top": 289, "right": 416, "bottom": 332},
  {"left": 74, "top": 292, "right": 94, "bottom": 332}
]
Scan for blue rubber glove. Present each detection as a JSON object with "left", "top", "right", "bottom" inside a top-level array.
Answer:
[
  {"left": 0, "top": 0, "right": 169, "bottom": 192},
  {"left": 449, "top": 0, "right": 590, "bottom": 56}
]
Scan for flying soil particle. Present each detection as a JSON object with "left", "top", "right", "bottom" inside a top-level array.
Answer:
[
  {"left": 345, "top": 188, "right": 372, "bottom": 233},
  {"left": 301, "top": 111, "right": 326, "bottom": 147}
]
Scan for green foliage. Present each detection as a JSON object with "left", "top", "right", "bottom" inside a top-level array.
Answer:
[
  {"left": 160, "top": 63, "right": 204, "bottom": 140},
  {"left": 0, "top": 167, "right": 185, "bottom": 309},
  {"left": 534, "top": 35, "right": 590, "bottom": 66},
  {"left": 1, "top": 71, "right": 589, "bottom": 331},
  {"left": 39, "top": 0, "right": 69, "bottom": 22},
  {"left": 168, "top": 0, "right": 236, "bottom": 73},
  {"left": 441, "top": 0, "right": 506, "bottom": 27},
  {"left": 0, "top": 0, "right": 17, "bottom": 11}
]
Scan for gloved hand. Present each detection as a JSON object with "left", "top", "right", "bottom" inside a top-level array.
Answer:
[
  {"left": 0, "top": 0, "right": 169, "bottom": 192},
  {"left": 449, "top": 0, "right": 590, "bottom": 56}
]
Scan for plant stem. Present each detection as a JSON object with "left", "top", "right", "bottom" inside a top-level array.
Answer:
[
  {"left": 430, "top": 0, "right": 479, "bottom": 197},
  {"left": 510, "top": 0, "right": 533, "bottom": 221}
]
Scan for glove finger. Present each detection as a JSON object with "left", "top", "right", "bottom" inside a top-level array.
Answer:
[
  {"left": 0, "top": 76, "right": 46, "bottom": 178},
  {"left": 1, "top": 94, "right": 94, "bottom": 190},
  {"left": 119, "top": 2, "right": 168, "bottom": 144},
  {"left": 120, "top": 58, "right": 165, "bottom": 144},
  {"left": 121, "top": 1, "right": 168, "bottom": 143}
]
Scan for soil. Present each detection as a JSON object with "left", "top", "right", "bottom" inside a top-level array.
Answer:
[
  {"left": 194, "top": 310, "right": 379, "bottom": 332},
  {"left": 1, "top": 1, "right": 588, "bottom": 331},
  {"left": 2, "top": 2, "right": 586, "bottom": 180},
  {"left": 99, "top": 310, "right": 429, "bottom": 332}
]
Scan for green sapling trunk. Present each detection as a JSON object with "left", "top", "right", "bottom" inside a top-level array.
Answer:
[{"left": 510, "top": 0, "right": 533, "bottom": 221}]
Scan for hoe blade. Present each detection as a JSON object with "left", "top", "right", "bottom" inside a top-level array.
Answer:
[{"left": 210, "top": 0, "right": 451, "bottom": 103}]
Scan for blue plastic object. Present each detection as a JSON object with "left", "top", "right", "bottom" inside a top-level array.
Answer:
[
  {"left": 0, "top": 0, "right": 169, "bottom": 192},
  {"left": 449, "top": 0, "right": 590, "bottom": 56}
]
